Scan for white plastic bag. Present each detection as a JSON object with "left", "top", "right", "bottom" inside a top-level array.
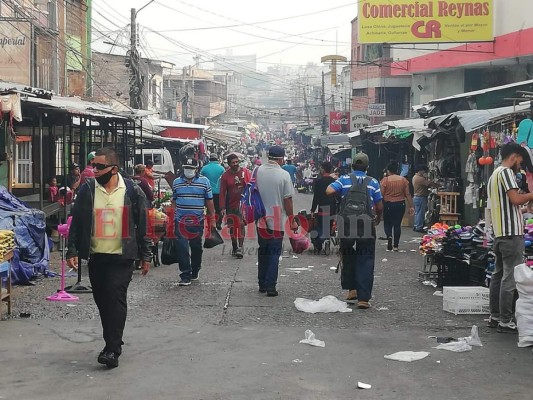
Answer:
[
  {"left": 459, "top": 325, "right": 482, "bottom": 347},
  {"left": 384, "top": 351, "right": 430, "bottom": 362},
  {"left": 434, "top": 341, "right": 472, "bottom": 352},
  {"left": 299, "top": 330, "right": 325, "bottom": 347},
  {"left": 294, "top": 295, "right": 352, "bottom": 313},
  {"left": 514, "top": 263, "right": 533, "bottom": 347}
]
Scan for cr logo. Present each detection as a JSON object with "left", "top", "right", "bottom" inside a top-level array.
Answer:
[{"left": 411, "top": 20, "right": 442, "bottom": 39}]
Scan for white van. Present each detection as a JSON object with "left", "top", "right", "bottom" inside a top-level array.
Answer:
[{"left": 134, "top": 148, "right": 175, "bottom": 190}]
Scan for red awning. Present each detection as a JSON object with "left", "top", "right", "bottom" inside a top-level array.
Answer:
[{"left": 160, "top": 127, "right": 201, "bottom": 139}]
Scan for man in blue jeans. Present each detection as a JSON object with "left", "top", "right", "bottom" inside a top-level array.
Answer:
[
  {"left": 172, "top": 158, "right": 215, "bottom": 286},
  {"left": 412, "top": 165, "right": 438, "bottom": 232},
  {"left": 256, "top": 146, "right": 299, "bottom": 297}
]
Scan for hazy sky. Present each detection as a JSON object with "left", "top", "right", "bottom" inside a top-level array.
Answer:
[{"left": 91, "top": 0, "right": 356, "bottom": 71}]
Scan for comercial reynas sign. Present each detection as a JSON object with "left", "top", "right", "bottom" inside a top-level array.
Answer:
[
  {"left": 0, "top": 22, "right": 31, "bottom": 85},
  {"left": 358, "top": 0, "right": 493, "bottom": 44}
]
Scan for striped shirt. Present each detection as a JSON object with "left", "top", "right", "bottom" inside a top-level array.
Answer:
[
  {"left": 487, "top": 166, "right": 523, "bottom": 237},
  {"left": 172, "top": 175, "right": 213, "bottom": 224},
  {"left": 329, "top": 171, "right": 383, "bottom": 205}
]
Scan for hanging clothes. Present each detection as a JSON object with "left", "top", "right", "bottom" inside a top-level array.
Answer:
[{"left": 465, "top": 152, "right": 477, "bottom": 183}]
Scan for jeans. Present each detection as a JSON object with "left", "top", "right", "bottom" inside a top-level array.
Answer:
[
  {"left": 257, "top": 227, "right": 284, "bottom": 290},
  {"left": 313, "top": 208, "right": 333, "bottom": 251},
  {"left": 383, "top": 201, "right": 405, "bottom": 248},
  {"left": 88, "top": 254, "right": 134, "bottom": 354},
  {"left": 490, "top": 235, "right": 523, "bottom": 323},
  {"left": 413, "top": 196, "right": 427, "bottom": 230},
  {"left": 175, "top": 223, "right": 203, "bottom": 281},
  {"left": 339, "top": 238, "right": 376, "bottom": 301}
]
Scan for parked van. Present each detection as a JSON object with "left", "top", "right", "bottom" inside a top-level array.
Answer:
[{"left": 133, "top": 148, "right": 175, "bottom": 190}]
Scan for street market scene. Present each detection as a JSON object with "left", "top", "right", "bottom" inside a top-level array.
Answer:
[{"left": 1, "top": 1, "right": 533, "bottom": 399}]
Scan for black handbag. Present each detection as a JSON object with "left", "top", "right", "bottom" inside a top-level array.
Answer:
[
  {"left": 161, "top": 238, "right": 179, "bottom": 265},
  {"left": 204, "top": 228, "right": 224, "bottom": 249}
]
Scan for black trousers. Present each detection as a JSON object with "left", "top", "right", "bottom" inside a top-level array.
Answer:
[
  {"left": 88, "top": 254, "right": 134, "bottom": 354},
  {"left": 383, "top": 201, "right": 405, "bottom": 248},
  {"left": 213, "top": 193, "right": 222, "bottom": 227}
]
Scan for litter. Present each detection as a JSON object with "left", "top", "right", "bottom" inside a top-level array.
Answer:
[
  {"left": 384, "top": 351, "right": 430, "bottom": 362},
  {"left": 279, "top": 256, "right": 283, "bottom": 261},
  {"left": 66, "top": 303, "right": 77, "bottom": 307},
  {"left": 280, "top": 274, "right": 287, "bottom": 277},
  {"left": 256, "top": 262, "right": 258, "bottom": 266},
  {"left": 382, "top": 258, "right": 388, "bottom": 262},
  {"left": 357, "top": 382, "right": 372, "bottom": 390},
  {"left": 428, "top": 336, "right": 456, "bottom": 344},
  {"left": 287, "top": 267, "right": 311, "bottom": 271},
  {"left": 294, "top": 295, "right": 353, "bottom": 313},
  {"left": 329, "top": 267, "right": 337, "bottom": 270},
  {"left": 308, "top": 265, "right": 314, "bottom": 268},
  {"left": 410, "top": 249, "right": 417, "bottom": 252},
  {"left": 399, "top": 250, "right": 407, "bottom": 253},
  {"left": 292, "top": 255, "right": 299, "bottom": 259},
  {"left": 433, "top": 291, "right": 443, "bottom": 296},
  {"left": 292, "top": 359, "right": 303, "bottom": 363},
  {"left": 377, "top": 306, "right": 389, "bottom": 311},
  {"left": 422, "top": 280, "right": 437, "bottom": 287},
  {"left": 433, "top": 325, "right": 482, "bottom": 352},
  {"left": 299, "top": 330, "right": 325, "bottom": 347}
]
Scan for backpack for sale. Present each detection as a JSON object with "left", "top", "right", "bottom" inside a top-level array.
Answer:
[
  {"left": 338, "top": 174, "right": 374, "bottom": 238},
  {"left": 240, "top": 167, "right": 266, "bottom": 224}
]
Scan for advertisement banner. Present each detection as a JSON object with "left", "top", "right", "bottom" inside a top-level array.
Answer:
[
  {"left": 329, "top": 111, "right": 350, "bottom": 133},
  {"left": 350, "top": 110, "right": 371, "bottom": 130},
  {"left": 368, "top": 103, "right": 386, "bottom": 117},
  {"left": 358, "top": 0, "right": 494, "bottom": 44},
  {"left": 0, "top": 22, "right": 31, "bottom": 85}
]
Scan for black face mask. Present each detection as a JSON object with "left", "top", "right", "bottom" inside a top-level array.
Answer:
[{"left": 95, "top": 169, "right": 115, "bottom": 185}]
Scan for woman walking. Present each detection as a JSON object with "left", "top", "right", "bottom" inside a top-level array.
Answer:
[{"left": 380, "top": 162, "right": 414, "bottom": 251}]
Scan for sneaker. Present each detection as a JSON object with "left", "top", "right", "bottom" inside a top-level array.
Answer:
[
  {"left": 393, "top": 247, "right": 399, "bottom": 252},
  {"left": 497, "top": 321, "right": 518, "bottom": 334},
  {"left": 97, "top": 351, "right": 119, "bottom": 368},
  {"left": 266, "top": 289, "right": 279, "bottom": 297},
  {"left": 231, "top": 248, "right": 237, "bottom": 257},
  {"left": 346, "top": 290, "right": 358, "bottom": 302},
  {"left": 259, "top": 287, "right": 267, "bottom": 293},
  {"left": 487, "top": 317, "right": 499, "bottom": 328},
  {"left": 178, "top": 279, "right": 191, "bottom": 286},
  {"left": 191, "top": 271, "right": 200, "bottom": 281},
  {"left": 357, "top": 300, "right": 371, "bottom": 309},
  {"left": 387, "top": 237, "right": 393, "bottom": 251},
  {"left": 235, "top": 248, "right": 244, "bottom": 259}
]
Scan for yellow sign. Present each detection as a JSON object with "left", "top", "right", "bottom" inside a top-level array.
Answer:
[{"left": 358, "top": 0, "right": 493, "bottom": 43}]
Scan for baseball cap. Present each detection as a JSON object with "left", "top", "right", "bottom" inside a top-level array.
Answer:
[
  {"left": 71, "top": 163, "right": 80, "bottom": 170},
  {"left": 352, "top": 152, "right": 369, "bottom": 168},
  {"left": 268, "top": 146, "right": 285, "bottom": 158},
  {"left": 209, "top": 154, "right": 219, "bottom": 161},
  {"left": 183, "top": 158, "right": 198, "bottom": 168},
  {"left": 87, "top": 151, "right": 96, "bottom": 161}
]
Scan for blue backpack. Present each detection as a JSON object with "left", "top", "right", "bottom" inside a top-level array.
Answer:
[{"left": 240, "top": 166, "right": 266, "bottom": 224}]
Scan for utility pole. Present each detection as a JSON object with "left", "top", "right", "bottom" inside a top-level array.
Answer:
[
  {"left": 129, "top": 8, "right": 143, "bottom": 109},
  {"left": 303, "top": 87, "right": 311, "bottom": 127},
  {"left": 321, "top": 71, "right": 327, "bottom": 134}
]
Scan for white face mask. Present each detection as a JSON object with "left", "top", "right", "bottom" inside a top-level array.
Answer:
[{"left": 183, "top": 169, "right": 196, "bottom": 179}]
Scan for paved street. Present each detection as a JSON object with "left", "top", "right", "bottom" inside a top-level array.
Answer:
[{"left": 1, "top": 193, "right": 531, "bottom": 400}]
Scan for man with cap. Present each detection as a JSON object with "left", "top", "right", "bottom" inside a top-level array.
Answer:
[
  {"left": 326, "top": 152, "right": 383, "bottom": 309},
  {"left": 219, "top": 153, "right": 251, "bottom": 258},
  {"left": 80, "top": 151, "right": 96, "bottom": 185},
  {"left": 66, "top": 163, "right": 81, "bottom": 194},
  {"left": 255, "top": 145, "right": 299, "bottom": 297},
  {"left": 172, "top": 158, "right": 216, "bottom": 286},
  {"left": 200, "top": 154, "right": 225, "bottom": 230}
]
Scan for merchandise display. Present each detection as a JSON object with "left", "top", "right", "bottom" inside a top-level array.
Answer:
[{"left": 0, "top": 230, "right": 15, "bottom": 259}]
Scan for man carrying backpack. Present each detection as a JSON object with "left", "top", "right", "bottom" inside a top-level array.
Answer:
[
  {"left": 326, "top": 152, "right": 383, "bottom": 309},
  {"left": 67, "top": 147, "right": 152, "bottom": 368}
]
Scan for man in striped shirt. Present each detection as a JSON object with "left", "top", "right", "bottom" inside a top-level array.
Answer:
[
  {"left": 326, "top": 152, "right": 383, "bottom": 309},
  {"left": 487, "top": 143, "right": 533, "bottom": 333},
  {"left": 172, "top": 158, "right": 215, "bottom": 286}
]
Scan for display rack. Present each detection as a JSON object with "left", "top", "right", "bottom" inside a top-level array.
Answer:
[{"left": 0, "top": 250, "right": 14, "bottom": 319}]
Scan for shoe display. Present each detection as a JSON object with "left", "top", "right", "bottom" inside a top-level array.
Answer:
[
  {"left": 266, "top": 289, "right": 279, "bottom": 297},
  {"left": 178, "top": 279, "right": 191, "bottom": 286},
  {"left": 357, "top": 300, "right": 370, "bottom": 309},
  {"left": 497, "top": 321, "right": 518, "bottom": 333}
]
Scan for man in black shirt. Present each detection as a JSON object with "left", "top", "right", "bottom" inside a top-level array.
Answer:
[{"left": 311, "top": 161, "right": 336, "bottom": 254}]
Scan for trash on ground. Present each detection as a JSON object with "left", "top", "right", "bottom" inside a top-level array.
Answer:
[
  {"left": 294, "top": 295, "right": 353, "bottom": 313},
  {"left": 384, "top": 351, "right": 430, "bottom": 362},
  {"left": 382, "top": 258, "right": 388, "bottom": 262},
  {"left": 459, "top": 325, "right": 482, "bottom": 346},
  {"left": 292, "top": 255, "right": 299, "bottom": 259},
  {"left": 399, "top": 250, "right": 407, "bottom": 253},
  {"left": 422, "top": 280, "right": 438, "bottom": 287},
  {"left": 308, "top": 265, "right": 314, "bottom": 268},
  {"left": 329, "top": 267, "right": 337, "bottom": 270},
  {"left": 292, "top": 359, "right": 303, "bottom": 363},
  {"left": 19, "top": 312, "right": 31, "bottom": 318},
  {"left": 66, "top": 303, "right": 77, "bottom": 307},
  {"left": 299, "top": 329, "right": 325, "bottom": 347},
  {"left": 436, "top": 360, "right": 441, "bottom": 364},
  {"left": 287, "top": 267, "right": 311, "bottom": 271},
  {"left": 377, "top": 306, "right": 389, "bottom": 311},
  {"left": 433, "top": 291, "right": 443, "bottom": 296},
  {"left": 279, "top": 256, "right": 283, "bottom": 261},
  {"left": 280, "top": 274, "right": 287, "bottom": 277},
  {"left": 357, "top": 382, "right": 372, "bottom": 390},
  {"left": 434, "top": 341, "right": 472, "bottom": 352},
  {"left": 432, "top": 325, "right": 481, "bottom": 352},
  {"left": 410, "top": 249, "right": 417, "bottom": 252},
  {"left": 428, "top": 336, "right": 456, "bottom": 343}
]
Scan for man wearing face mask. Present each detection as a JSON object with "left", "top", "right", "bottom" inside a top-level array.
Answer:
[
  {"left": 172, "top": 158, "right": 215, "bottom": 286},
  {"left": 412, "top": 165, "right": 438, "bottom": 233},
  {"left": 487, "top": 143, "right": 533, "bottom": 333},
  {"left": 66, "top": 147, "right": 152, "bottom": 368}
]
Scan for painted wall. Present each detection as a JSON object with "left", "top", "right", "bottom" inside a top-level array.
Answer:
[{"left": 411, "top": 69, "right": 465, "bottom": 105}]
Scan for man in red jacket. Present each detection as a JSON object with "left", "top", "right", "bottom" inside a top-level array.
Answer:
[{"left": 219, "top": 154, "right": 251, "bottom": 258}]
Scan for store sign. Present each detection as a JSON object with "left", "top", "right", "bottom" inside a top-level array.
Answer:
[
  {"left": 358, "top": 0, "right": 494, "bottom": 44},
  {"left": 329, "top": 111, "right": 350, "bottom": 133},
  {"left": 0, "top": 22, "right": 31, "bottom": 85},
  {"left": 350, "top": 110, "right": 370, "bottom": 130},
  {"left": 368, "top": 103, "right": 386, "bottom": 117}
]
